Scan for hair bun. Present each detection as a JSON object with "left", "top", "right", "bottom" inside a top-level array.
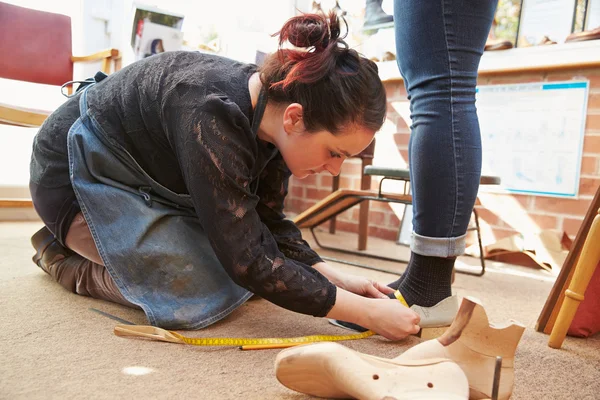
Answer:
[{"left": 278, "top": 11, "right": 344, "bottom": 51}]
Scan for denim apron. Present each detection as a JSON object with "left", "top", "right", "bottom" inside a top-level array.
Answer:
[{"left": 67, "top": 84, "right": 258, "bottom": 329}]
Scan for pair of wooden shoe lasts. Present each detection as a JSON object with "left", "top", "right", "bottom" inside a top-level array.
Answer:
[{"left": 275, "top": 297, "right": 525, "bottom": 400}]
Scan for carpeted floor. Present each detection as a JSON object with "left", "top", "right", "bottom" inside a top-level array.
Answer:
[{"left": 1, "top": 221, "right": 599, "bottom": 399}]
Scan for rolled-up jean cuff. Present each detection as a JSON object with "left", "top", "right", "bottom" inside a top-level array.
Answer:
[{"left": 410, "top": 231, "right": 467, "bottom": 258}]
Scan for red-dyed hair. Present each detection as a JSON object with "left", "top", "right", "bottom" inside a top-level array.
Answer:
[{"left": 259, "top": 11, "right": 386, "bottom": 135}]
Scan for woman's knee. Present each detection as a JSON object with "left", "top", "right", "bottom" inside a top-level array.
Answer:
[{"left": 64, "top": 212, "right": 104, "bottom": 266}]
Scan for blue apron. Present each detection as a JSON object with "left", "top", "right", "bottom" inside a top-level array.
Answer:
[{"left": 67, "top": 86, "right": 256, "bottom": 329}]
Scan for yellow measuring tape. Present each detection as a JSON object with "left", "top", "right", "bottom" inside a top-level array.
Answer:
[
  {"left": 114, "top": 324, "right": 375, "bottom": 350},
  {"left": 113, "top": 290, "right": 407, "bottom": 350}
]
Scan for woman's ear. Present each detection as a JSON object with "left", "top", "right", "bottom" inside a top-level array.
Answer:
[{"left": 283, "top": 103, "right": 306, "bottom": 135}]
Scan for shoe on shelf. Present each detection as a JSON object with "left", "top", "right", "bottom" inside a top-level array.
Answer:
[
  {"left": 484, "top": 38, "right": 513, "bottom": 51},
  {"left": 330, "top": 294, "right": 459, "bottom": 340},
  {"left": 394, "top": 296, "right": 525, "bottom": 400},
  {"left": 275, "top": 341, "right": 469, "bottom": 400},
  {"left": 565, "top": 26, "right": 600, "bottom": 43},
  {"left": 363, "top": 0, "right": 393, "bottom": 29}
]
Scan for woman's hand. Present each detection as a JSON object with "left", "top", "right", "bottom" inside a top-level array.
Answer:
[
  {"left": 312, "top": 262, "right": 394, "bottom": 299},
  {"left": 337, "top": 273, "right": 394, "bottom": 299},
  {"left": 362, "top": 298, "right": 421, "bottom": 340},
  {"left": 326, "top": 289, "right": 421, "bottom": 341}
]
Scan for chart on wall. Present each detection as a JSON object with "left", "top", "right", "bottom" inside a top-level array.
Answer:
[{"left": 477, "top": 81, "right": 589, "bottom": 198}]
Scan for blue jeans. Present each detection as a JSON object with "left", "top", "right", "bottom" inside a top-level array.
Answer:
[{"left": 394, "top": 0, "right": 497, "bottom": 257}]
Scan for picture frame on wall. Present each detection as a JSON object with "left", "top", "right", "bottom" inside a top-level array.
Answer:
[
  {"left": 130, "top": 4, "right": 185, "bottom": 61},
  {"left": 516, "top": 0, "right": 577, "bottom": 46}
]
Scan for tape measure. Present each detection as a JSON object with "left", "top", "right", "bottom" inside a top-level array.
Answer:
[
  {"left": 114, "top": 324, "right": 375, "bottom": 350},
  {"left": 113, "top": 290, "right": 407, "bottom": 350}
]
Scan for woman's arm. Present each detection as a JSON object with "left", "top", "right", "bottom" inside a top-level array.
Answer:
[
  {"left": 325, "top": 288, "right": 422, "bottom": 340},
  {"left": 312, "top": 261, "right": 394, "bottom": 299}
]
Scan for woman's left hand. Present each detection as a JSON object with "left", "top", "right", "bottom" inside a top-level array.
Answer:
[{"left": 337, "top": 273, "right": 395, "bottom": 299}]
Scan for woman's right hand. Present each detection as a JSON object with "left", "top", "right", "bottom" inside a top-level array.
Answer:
[
  {"left": 361, "top": 298, "right": 421, "bottom": 340},
  {"left": 326, "top": 289, "right": 421, "bottom": 341}
]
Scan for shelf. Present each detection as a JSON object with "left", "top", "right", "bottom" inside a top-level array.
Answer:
[
  {"left": 377, "top": 39, "right": 600, "bottom": 82},
  {"left": 360, "top": 21, "right": 394, "bottom": 33}
]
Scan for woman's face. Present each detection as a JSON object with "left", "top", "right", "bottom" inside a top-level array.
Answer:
[{"left": 279, "top": 123, "right": 376, "bottom": 179}]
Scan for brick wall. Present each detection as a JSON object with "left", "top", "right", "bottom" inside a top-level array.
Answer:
[{"left": 284, "top": 66, "right": 600, "bottom": 247}]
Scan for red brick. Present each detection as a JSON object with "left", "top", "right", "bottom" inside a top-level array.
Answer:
[
  {"left": 306, "top": 188, "right": 331, "bottom": 201},
  {"left": 390, "top": 114, "right": 410, "bottom": 130},
  {"left": 341, "top": 160, "right": 363, "bottom": 175},
  {"left": 528, "top": 213, "right": 559, "bottom": 230},
  {"left": 394, "top": 132, "right": 410, "bottom": 147},
  {"left": 294, "top": 174, "right": 317, "bottom": 187},
  {"left": 287, "top": 198, "right": 312, "bottom": 214},
  {"left": 319, "top": 175, "right": 333, "bottom": 188},
  {"left": 579, "top": 177, "right": 600, "bottom": 196},
  {"left": 371, "top": 199, "right": 393, "bottom": 211},
  {"left": 384, "top": 82, "right": 407, "bottom": 98},
  {"left": 545, "top": 70, "right": 600, "bottom": 88},
  {"left": 400, "top": 150, "right": 409, "bottom": 161},
  {"left": 388, "top": 212, "right": 401, "bottom": 227},
  {"left": 368, "top": 226, "right": 398, "bottom": 241},
  {"left": 336, "top": 220, "right": 358, "bottom": 234},
  {"left": 588, "top": 92, "right": 600, "bottom": 110},
  {"left": 533, "top": 197, "right": 592, "bottom": 217},
  {"left": 368, "top": 210, "right": 387, "bottom": 226},
  {"left": 473, "top": 206, "right": 503, "bottom": 227},
  {"left": 583, "top": 134, "right": 600, "bottom": 152},
  {"left": 581, "top": 156, "right": 599, "bottom": 175},
  {"left": 484, "top": 74, "right": 543, "bottom": 85},
  {"left": 290, "top": 186, "right": 304, "bottom": 198},
  {"left": 562, "top": 217, "right": 585, "bottom": 238},
  {"left": 337, "top": 208, "right": 359, "bottom": 222},
  {"left": 507, "top": 194, "right": 534, "bottom": 210}
]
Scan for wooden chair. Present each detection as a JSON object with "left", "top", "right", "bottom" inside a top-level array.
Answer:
[
  {"left": 294, "top": 166, "right": 501, "bottom": 276},
  {"left": 329, "top": 138, "right": 376, "bottom": 251},
  {"left": 537, "top": 184, "right": 600, "bottom": 348},
  {"left": 0, "top": 2, "right": 121, "bottom": 207}
]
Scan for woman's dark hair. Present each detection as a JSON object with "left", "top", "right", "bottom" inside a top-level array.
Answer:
[{"left": 259, "top": 11, "right": 386, "bottom": 135}]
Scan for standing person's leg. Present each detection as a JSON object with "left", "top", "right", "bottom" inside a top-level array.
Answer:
[{"left": 388, "top": 0, "right": 497, "bottom": 307}]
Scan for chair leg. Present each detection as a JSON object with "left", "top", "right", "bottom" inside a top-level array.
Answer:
[
  {"left": 357, "top": 159, "right": 372, "bottom": 251},
  {"left": 474, "top": 208, "right": 486, "bottom": 276},
  {"left": 549, "top": 210, "right": 600, "bottom": 349},
  {"left": 455, "top": 208, "right": 486, "bottom": 277},
  {"left": 329, "top": 175, "right": 340, "bottom": 234}
]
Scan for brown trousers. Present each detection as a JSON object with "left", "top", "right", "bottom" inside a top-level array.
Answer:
[{"left": 48, "top": 212, "right": 138, "bottom": 308}]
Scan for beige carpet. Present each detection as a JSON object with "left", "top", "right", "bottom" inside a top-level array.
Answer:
[{"left": 1, "top": 221, "right": 599, "bottom": 399}]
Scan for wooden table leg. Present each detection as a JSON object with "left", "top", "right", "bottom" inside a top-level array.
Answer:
[{"left": 548, "top": 209, "right": 600, "bottom": 349}]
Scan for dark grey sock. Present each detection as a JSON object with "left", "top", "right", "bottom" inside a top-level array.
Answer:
[
  {"left": 386, "top": 259, "right": 415, "bottom": 291},
  {"left": 331, "top": 253, "right": 455, "bottom": 333},
  {"left": 387, "top": 252, "right": 454, "bottom": 307}
]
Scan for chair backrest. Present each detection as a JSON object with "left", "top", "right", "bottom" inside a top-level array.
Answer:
[{"left": 0, "top": 2, "right": 73, "bottom": 86}]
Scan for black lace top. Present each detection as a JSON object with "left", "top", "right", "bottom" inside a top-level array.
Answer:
[{"left": 31, "top": 51, "right": 336, "bottom": 317}]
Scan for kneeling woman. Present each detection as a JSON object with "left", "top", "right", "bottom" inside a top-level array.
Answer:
[{"left": 29, "top": 12, "right": 420, "bottom": 339}]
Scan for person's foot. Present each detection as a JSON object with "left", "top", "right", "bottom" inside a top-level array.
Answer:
[
  {"left": 329, "top": 294, "right": 459, "bottom": 333},
  {"left": 330, "top": 252, "right": 456, "bottom": 333},
  {"left": 31, "top": 226, "right": 72, "bottom": 272},
  {"left": 388, "top": 252, "right": 454, "bottom": 307}
]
